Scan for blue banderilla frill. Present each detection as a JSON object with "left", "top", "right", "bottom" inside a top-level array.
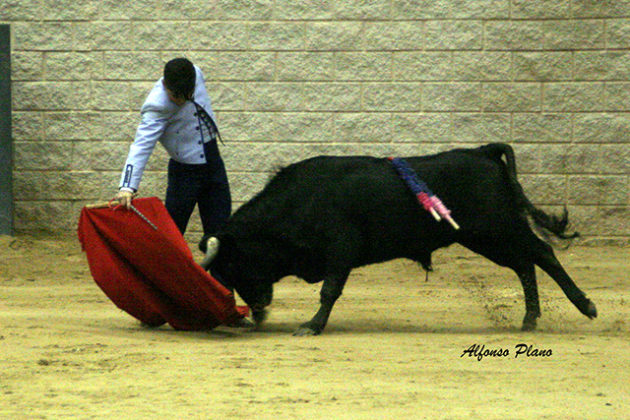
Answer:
[{"left": 388, "top": 157, "right": 460, "bottom": 230}]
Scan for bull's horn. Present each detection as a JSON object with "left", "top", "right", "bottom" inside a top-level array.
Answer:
[{"left": 200, "top": 237, "right": 220, "bottom": 270}]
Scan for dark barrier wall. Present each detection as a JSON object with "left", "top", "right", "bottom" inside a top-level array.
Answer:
[{"left": 0, "top": 25, "right": 12, "bottom": 235}]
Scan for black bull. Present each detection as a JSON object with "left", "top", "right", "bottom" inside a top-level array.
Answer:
[{"left": 200, "top": 143, "right": 597, "bottom": 335}]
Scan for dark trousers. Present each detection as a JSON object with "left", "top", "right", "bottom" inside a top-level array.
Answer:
[{"left": 164, "top": 143, "right": 231, "bottom": 236}]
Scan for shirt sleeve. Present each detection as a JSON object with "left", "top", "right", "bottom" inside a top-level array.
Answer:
[
  {"left": 118, "top": 106, "right": 170, "bottom": 191},
  {"left": 195, "top": 66, "right": 216, "bottom": 122}
]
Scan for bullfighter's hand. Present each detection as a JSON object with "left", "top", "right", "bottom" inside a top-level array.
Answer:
[{"left": 114, "top": 189, "right": 135, "bottom": 209}]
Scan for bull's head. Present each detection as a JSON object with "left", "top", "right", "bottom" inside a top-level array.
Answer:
[{"left": 200, "top": 235, "right": 274, "bottom": 326}]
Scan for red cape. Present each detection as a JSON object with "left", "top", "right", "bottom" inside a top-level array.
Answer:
[{"left": 78, "top": 197, "right": 247, "bottom": 330}]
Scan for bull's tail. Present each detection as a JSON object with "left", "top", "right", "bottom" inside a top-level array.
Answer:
[{"left": 480, "top": 143, "right": 579, "bottom": 241}]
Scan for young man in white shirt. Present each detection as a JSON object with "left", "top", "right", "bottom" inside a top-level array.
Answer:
[{"left": 114, "top": 58, "right": 231, "bottom": 238}]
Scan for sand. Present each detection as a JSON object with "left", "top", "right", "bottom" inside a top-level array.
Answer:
[{"left": 1, "top": 235, "right": 628, "bottom": 419}]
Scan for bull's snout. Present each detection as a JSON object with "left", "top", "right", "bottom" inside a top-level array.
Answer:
[
  {"left": 247, "top": 286, "right": 273, "bottom": 328},
  {"left": 252, "top": 308, "right": 268, "bottom": 326},
  {"left": 248, "top": 288, "right": 272, "bottom": 311}
]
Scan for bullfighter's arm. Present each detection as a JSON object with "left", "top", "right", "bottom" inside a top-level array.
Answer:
[{"left": 118, "top": 105, "right": 170, "bottom": 192}]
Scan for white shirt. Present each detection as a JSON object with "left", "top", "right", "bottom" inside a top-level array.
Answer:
[{"left": 119, "top": 65, "right": 218, "bottom": 191}]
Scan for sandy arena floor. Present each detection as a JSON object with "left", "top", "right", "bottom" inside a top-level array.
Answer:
[{"left": 0, "top": 235, "right": 628, "bottom": 419}]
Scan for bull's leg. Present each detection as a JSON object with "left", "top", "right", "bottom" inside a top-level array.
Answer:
[
  {"left": 459, "top": 236, "right": 542, "bottom": 330},
  {"left": 531, "top": 237, "right": 597, "bottom": 319},
  {"left": 516, "top": 264, "right": 541, "bottom": 331},
  {"left": 294, "top": 272, "right": 349, "bottom": 336}
]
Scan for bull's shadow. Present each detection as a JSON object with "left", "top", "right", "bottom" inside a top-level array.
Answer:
[{"left": 241, "top": 316, "right": 594, "bottom": 336}]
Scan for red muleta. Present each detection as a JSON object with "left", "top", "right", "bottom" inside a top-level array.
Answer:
[{"left": 78, "top": 197, "right": 248, "bottom": 330}]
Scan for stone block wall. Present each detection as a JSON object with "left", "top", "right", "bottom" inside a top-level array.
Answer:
[{"left": 2, "top": 0, "right": 629, "bottom": 244}]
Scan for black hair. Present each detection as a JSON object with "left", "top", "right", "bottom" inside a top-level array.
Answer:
[{"left": 163, "top": 58, "right": 196, "bottom": 100}]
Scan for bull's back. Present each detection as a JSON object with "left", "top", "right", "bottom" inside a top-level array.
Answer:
[
  {"left": 296, "top": 152, "right": 513, "bottom": 260},
  {"left": 405, "top": 149, "right": 515, "bottom": 229},
  {"left": 323, "top": 150, "right": 517, "bottom": 247},
  {"left": 297, "top": 151, "right": 513, "bottom": 223},
  {"left": 231, "top": 149, "right": 518, "bottom": 263}
]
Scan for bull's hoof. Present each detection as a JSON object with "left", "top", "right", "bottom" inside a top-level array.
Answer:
[
  {"left": 585, "top": 300, "right": 597, "bottom": 319},
  {"left": 521, "top": 319, "right": 537, "bottom": 331},
  {"left": 521, "top": 313, "right": 539, "bottom": 331},
  {"left": 252, "top": 309, "right": 268, "bottom": 326},
  {"left": 293, "top": 325, "right": 321, "bottom": 336}
]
